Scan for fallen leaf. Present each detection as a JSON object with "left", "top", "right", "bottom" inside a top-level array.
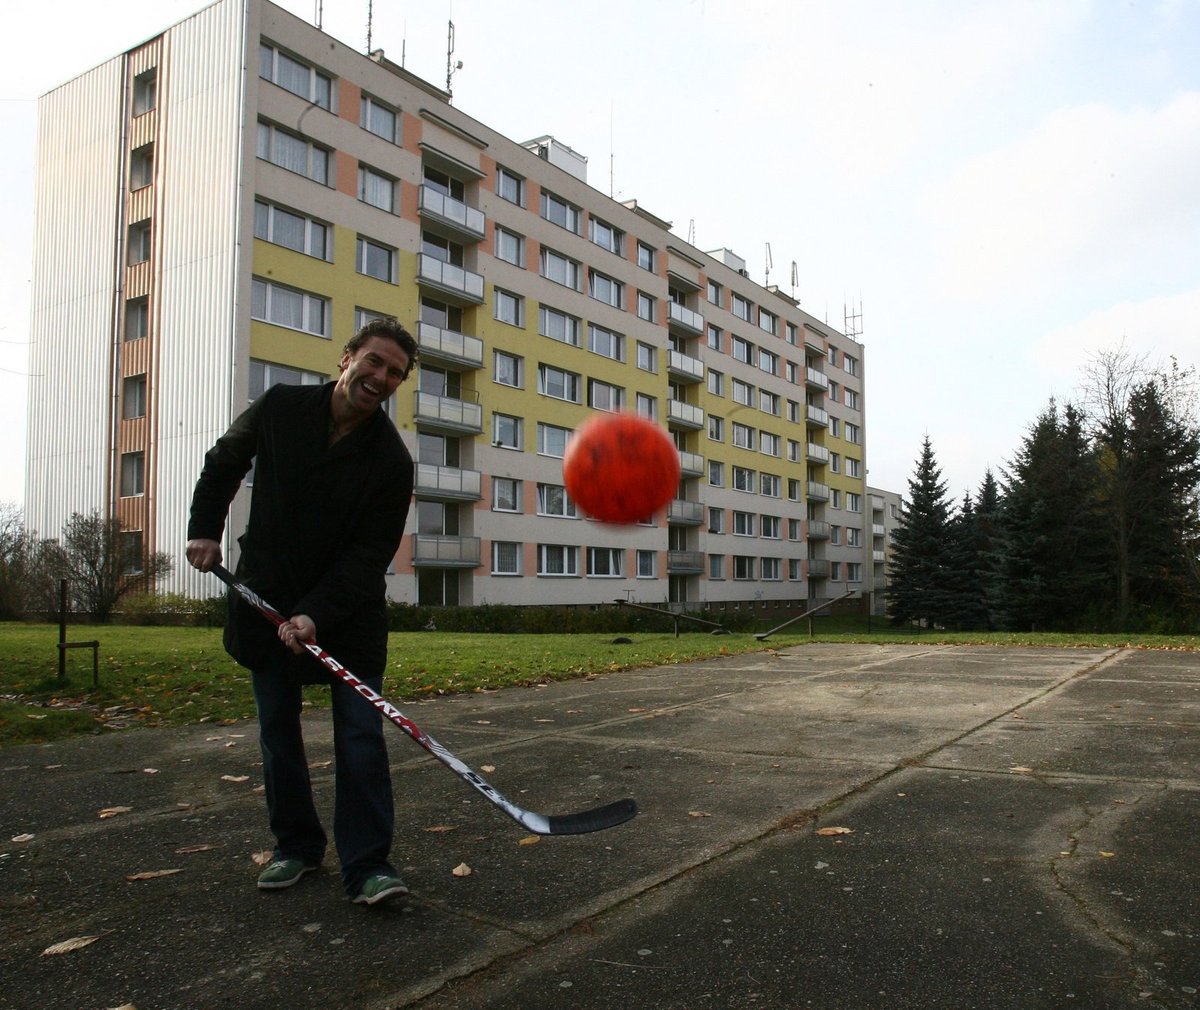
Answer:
[
  {"left": 26, "top": 713, "right": 47, "bottom": 720},
  {"left": 106, "top": 1004, "right": 138, "bottom": 1009},
  {"left": 1009, "top": 767, "right": 1035, "bottom": 774},
  {"left": 533, "top": 719, "right": 554, "bottom": 723},
  {"left": 174, "top": 844, "right": 218, "bottom": 854},
  {"left": 98, "top": 806, "right": 133, "bottom": 819},
  {"left": 518, "top": 835, "right": 541, "bottom": 846},
  {"left": 1100, "top": 851, "right": 1116, "bottom": 858},
  {"left": 422, "top": 825, "right": 458, "bottom": 833},
  {"left": 42, "top": 935, "right": 102, "bottom": 956},
  {"left": 126, "top": 868, "right": 183, "bottom": 881},
  {"left": 308, "top": 760, "right": 331, "bottom": 769},
  {"left": 627, "top": 708, "right": 647, "bottom": 713},
  {"left": 220, "top": 775, "right": 249, "bottom": 783},
  {"left": 143, "top": 768, "right": 159, "bottom": 774},
  {"left": 251, "top": 850, "right": 273, "bottom": 866},
  {"left": 481, "top": 765, "right": 496, "bottom": 773},
  {"left": 452, "top": 862, "right": 472, "bottom": 877},
  {"left": 688, "top": 810, "right": 712, "bottom": 818},
  {"left": 816, "top": 826, "right": 854, "bottom": 836},
  {"left": 11, "top": 833, "right": 34, "bottom": 843},
  {"left": 474, "top": 720, "right": 491, "bottom": 725}
]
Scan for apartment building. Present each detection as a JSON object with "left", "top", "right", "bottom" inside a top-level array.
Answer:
[
  {"left": 26, "top": 0, "right": 869, "bottom": 611},
  {"left": 866, "top": 486, "right": 905, "bottom": 615}
]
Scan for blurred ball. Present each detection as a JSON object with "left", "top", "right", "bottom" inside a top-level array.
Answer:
[{"left": 563, "top": 413, "right": 681, "bottom": 524}]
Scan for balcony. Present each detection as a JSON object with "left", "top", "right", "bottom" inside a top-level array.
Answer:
[
  {"left": 667, "top": 301, "right": 705, "bottom": 335},
  {"left": 804, "top": 329, "right": 825, "bottom": 354},
  {"left": 873, "top": 550, "right": 886, "bottom": 564},
  {"left": 806, "top": 442, "right": 829, "bottom": 464},
  {"left": 808, "top": 558, "right": 830, "bottom": 578},
  {"left": 667, "top": 349, "right": 705, "bottom": 383},
  {"left": 805, "top": 405, "right": 829, "bottom": 428},
  {"left": 412, "top": 391, "right": 483, "bottom": 435},
  {"left": 416, "top": 253, "right": 484, "bottom": 304},
  {"left": 667, "top": 399, "right": 705, "bottom": 430},
  {"left": 678, "top": 450, "right": 705, "bottom": 477},
  {"left": 667, "top": 550, "right": 705, "bottom": 574},
  {"left": 416, "top": 321, "right": 483, "bottom": 371},
  {"left": 873, "top": 523, "right": 886, "bottom": 538},
  {"left": 806, "top": 481, "right": 831, "bottom": 501},
  {"left": 667, "top": 499, "right": 704, "bottom": 525},
  {"left": 874, "top": 575, "right": 887, "bottom": 590},
  {"left": 414, "top": 463, "right": 482, "bottom": 502},
  {"left": 418, "top": 185, "right": 486, "bottom": 243},
  {"left": 870, "top": 494, "right": 885, "bottom": 512},
  {"left": 411, "top": 534, "right": 481, "bottom": 568},
  {"left": 805, "top": 367, "right": 830, "bottom": 391},
  {"left": 807, "top": 520, "right": 831, "bottom": 540}
]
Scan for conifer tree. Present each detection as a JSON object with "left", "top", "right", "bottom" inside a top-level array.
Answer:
[{"left": 888, "top": 437, "right": 955, "bottom": 627}]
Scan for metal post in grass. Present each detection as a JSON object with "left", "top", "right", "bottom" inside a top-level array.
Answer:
[{"left": 57, "top": 579, "right": 100, "bottom": 687}]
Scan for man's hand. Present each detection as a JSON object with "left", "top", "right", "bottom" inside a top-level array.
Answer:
[
  {"left": 278, "top": 615, "right": 316, "bottom": 654},
  {"left": 186, "top": 539, "right": 222, "bottom": 572}
]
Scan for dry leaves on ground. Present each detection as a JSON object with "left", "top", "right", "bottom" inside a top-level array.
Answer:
[
  {"left": 452, "top": 863, "right": 472, "bottom": 877},
  {"left": 42, "top": 935, "right": 103, "bottom": 956},
  {"left": 126, "top": 869, "right": 183, "bottom": 881},
  {"left": 98, "top": 806, "right": 132, "bottom": 819},
  {"left": 815, "top": 826, "right": 854, "bottom": 836}
]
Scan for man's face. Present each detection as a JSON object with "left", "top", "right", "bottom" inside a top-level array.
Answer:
[{"left": 335, "top": 335, "right": 411, "bottom": 416}]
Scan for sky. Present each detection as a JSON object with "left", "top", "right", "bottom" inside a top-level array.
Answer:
[{"left": 2, "top": 0, "right": 1198, "bottom": 509}]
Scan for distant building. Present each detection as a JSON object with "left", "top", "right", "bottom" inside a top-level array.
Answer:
[
  {"left": 27, "top": 0, "right": 869, "bottom": 611},
  {"left": 866, "top": 486, "right": 905, "bottom": 615}
]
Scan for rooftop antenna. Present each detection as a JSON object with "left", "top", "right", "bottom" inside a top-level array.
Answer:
[
  {"left": 401, "top": 21, "right": 406, "bottom": 67},
  {"left": 765, "top": 242, "right": 773, "bottom": 286},
  {"left": 844, "top": 297, "right": 864, "bottom": 342},
  {"left": 446, "top": 20, "right": 464, "bottom": 101},
  {"left": 609, "top": 101, "right": 615, "bottom": 199},
  {"left": 314, "top": 0, "right": 323, "bottom": 30},
  {"left": 366, "top": 0, "right": 373, "bottom": 53},
  {"left": 790, "top": 260, "right": 799, "bottom": 301},
  {"left": 687, "top": 219, "right": 696, "bottom": 245}
]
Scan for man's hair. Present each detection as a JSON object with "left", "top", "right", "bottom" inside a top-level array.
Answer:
[{"left": 343, "top": 317, "right": 419, "bottom": 381}]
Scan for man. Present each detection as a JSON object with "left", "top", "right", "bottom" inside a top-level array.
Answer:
[{"left": 186, "top": 317, "right": 417, "bottom": 906}]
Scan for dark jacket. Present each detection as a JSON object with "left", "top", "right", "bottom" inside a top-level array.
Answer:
[{"left": 188, "top": 382, "right": 413, "bottom": 683}]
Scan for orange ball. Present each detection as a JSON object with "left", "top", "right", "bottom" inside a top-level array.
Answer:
[{"left": 563, "top": 413, "right": 681, "bottom": 524}]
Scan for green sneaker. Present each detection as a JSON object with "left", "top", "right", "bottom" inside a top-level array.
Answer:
[
  {"left": 352, "top": 873, "right": 408, "bottom": 906},
  {"left": 256, "top": 858, "right": 318, "bottom": 890}
]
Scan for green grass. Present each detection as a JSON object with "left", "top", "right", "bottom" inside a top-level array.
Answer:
[{"left": 2, "top": 620, "right": 1196, "bottom": 747}]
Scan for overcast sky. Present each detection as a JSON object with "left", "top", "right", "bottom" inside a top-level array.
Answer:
[{"left": 2, "top": 0, "right": 1198, "bottom": 512}]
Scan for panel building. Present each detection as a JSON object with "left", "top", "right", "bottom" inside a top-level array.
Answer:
[{"left": 27, "top": 0, "right": 869, "bottom": 612}]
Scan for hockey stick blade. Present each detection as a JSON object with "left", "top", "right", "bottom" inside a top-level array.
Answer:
[{"left": 210, "top": 564, "right": 638, "bottom": 835}]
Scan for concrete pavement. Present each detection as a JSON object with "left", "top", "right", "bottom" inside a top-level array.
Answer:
[{"left": 1, "top": 643, "right": 1197, "bottom": 1009}]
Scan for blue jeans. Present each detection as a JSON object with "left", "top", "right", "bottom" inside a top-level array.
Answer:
[{"left": 252, "top": 653, "right": 396, "bottom": 895}]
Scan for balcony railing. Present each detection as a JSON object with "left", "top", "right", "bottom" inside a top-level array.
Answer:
[
  {"left": 873, "top": 550, "right": 886, "bottom": 564},
  {"left": 667, "top": 499, "right": 704, "bottom": 525},
  {"left": 807, "top": 520, "right": 831, "bottom": 540},
  {"left": 416, "top": 253, "right": 484, "bottom": 303},
  {"left": 667, "top": 550, "right": 705, "bottom": 573},
  {"left": 667, "top": 349, "right": 705, "bottom": 383},
  {"left": 805, "top": 367, "right": 830, "bottom": 391},
  {"left": 805, "top": 405, "right": 829, "bottom": 428},
  {"left": 808, "top": 558, "right": 830, "bottom": 578},
  {"left": 678, "top": 450, "right": 705, "bottom": 476},
  {"left": 870, "top": 494, "right": 885, "bottom": 512},
  {"left": 667, "top": 301, "right": 705, "bottom": 334},
  {"left": 667, "top": 399, "right": 705, "bottom": 430},
  {"left": 806, "top": 481, "right": 831, "bottom": 501},
  {"left": 418, "top": 185, "right": 486, "bottom": 241},
  {"left": 411, "top": 534, "right": 481, "bottom": 567},
  {"left": 414, "top": 463, "right": 482, "bottom": 501},
  {"left": 806, "top": 442, "right": 829, "bottom": 464},
  {"left": 873, "top": 523, "right": 886, "bottom": 537},
  {"left": 412, "top": 391, "right": 483, "bottom": 434},
  {"left": 416, "top": 321, "right": 483, "bottom": 370}
]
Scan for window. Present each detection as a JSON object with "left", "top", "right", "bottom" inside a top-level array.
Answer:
[
  {"left": 587, "top": 547, "right": 624, "bottom": 577},
  {"left": 760, "top": 432, "right": 781, "bottom": 457},
  {"left": 257, "top": 122, "right": 328, "bottom": 184},
  {"left": 125, "top": 297, "right": 149, "bottom": 341},
  {"left": 789, "top": 559, "right": 803, "bottom": 581},
  {"left": 708, "top": 416, "right": 724, "bottom": 442},
  {"left": 830, "top": 561, "right": 842, "bottom": 581},
  {"left": 493, "top": 412, "right": 522, "bottom": 449},
  {"left": 732, "top": 293, "right": 752, "bottom": 321},
  {"left": 731, "top": 336, "right": 753, "bottom": 364},
  {"left": 127, "top": 220, "right": 151, "bottom": 265},
  {"left": 538, "top": 364, "right": 580, "bottom": 402},
  {"left": 708, "top": 507, "right": 725, "bottom": 534},
  {"left": 130, "top": 144, "right": 153, "bottom": 189},
  {"left": 495, "top": 227, "right": 524, "bottom": 266},
  {"left": 846, "top": 527, "right": 862, "bottom": 547},
  {"left": 248, "top": 359, "right": 325, "bottom": 399},
  {"left": 828, "top": 380, "right": 840, "bottom": 403},
  {"left": 588, "top": 270, "right": 624, "bottom": 309},
  {"left": 539, "top": 305, "right": 581, "bottom": 346},
  {"left": 493, "top": 477, "right": 521, "bottom": 512},
  {"left": 709, "top": 555, "right": 725, "bottom": 580},
  {"left": 254, "top": 200, "right": 329, "bottom": 259},
  {"left": 360, "top": 94, "right": 397, "bottom": 142},
  {"left": 541, "top": 248, "right": 581, "bottom": 289},
  {"left": 732, "top": 379, "right": 753, "bottom": 406},
  {"left": 541, "top": 190, "right": 581, "bottom": 232},
  {"left": 786, "top": 322, "right": 799, "bottom": 345},
  {"left": 734, "top": 511, "right": 755, "bottom": 537},
  {"left": 358, "top": 165, "right": 395, "bottom": 212},
  {"left": 846, "top": 422, "right": 861, "bottom": 444},
  {"left": 588, "top": 378, "right": 624, "bottom": 412},
  {"left": 830, "top": 452, "right": 841, "bottom": 474},
  {"left": 120, "top": 451, "right": 145, "bottom": 497},
  {"left": 492, "top": 541, "right": 521, "bottom": 575},
  {"left": 847, "top": 493, "right": 862, "bottom": 513},
  {"left": 707, "top": 280, "right": 722, "bottom": 306},
  {"left": 761, "top": 515, "right": 781, "bottom": 539},
  {"left": 493, "top": 350, "right": 523, "bottom": 388},
  {"left": 788, "top": 439, "right": 801, "bottom": 462},
  {"left": 637, "top": 550, "right": 656, "bottom": 577},
  {"left": 758, "top": 308, "right": 778, "bottom": 335},
  {"left": 707, "top": 324, "right": 723, "bottom": 351},
  {"left": 637, "top": 291, "right": 656, "bottom": 322},
  {"left": 758, "top": 348, "right": 779, "bottom": 376},
  {"left": 788, "top": 478, "right": 801, "bottom": 501},
  {"left": 122, "top": 374, "right": 147, "bottom": 419},
  {"left": 132, "top": 70, "right": 157, "bottom": 116},
  {"left": 787, "top": 400, "right": 801, "bottom": 423},
  {"left": 537, "top": 483, "right": 577, "bottom": 518},
  {"left": 760, "top": 473, "right": 780, "bottom": 497},
  {"left": 787, "top": 361, "right": 799, "bottom": 384},
  {"left": 846, "top": 388, "right": 860, "bottom": 410},
  {"left": 494, "top": 289, "right": 524, "bottom": 326},
  {"left": 844, "top": 354, "right": 859, "bottom": 376},
  {"left": 636, "top": 342, "right": 657, "bottom": 373},
  {"left": 732, "top": 422, "right": 755, "bottom": 449},
  {"left": 733, "top": 556, "right": 755, "bottom": 580},
  {"left": 589, "top": 217, "right": 623, "bottom": 254},
  {"left": 732, "top": 466, "right": 755, "bottom": 492},
  {"left": 830, "top": 417, "right": 841, "bottom": 437},
  {"left": 496, "top": 166, "right": 525, "bottom": 205},
  {"left": 637, "top": 242, "right": 656, "bottom": 271},
  {"left": 588, "top": 323, "right": 624, "bottom": 361},
  {"left": 708, "top": 461, "right": 725, "bottom": 487},
  {"left": 260, "top": 42, "right": 332, "bottom": 108},
  {"left": 355, "top": 307, "right": 391, "bottom": 332},
  {"left": 760, "top": 390, "right": 780, "bottom": 416},
  {"left": 707, "top": 370, "right": 725, "bottom": 396},
  {"left": 120, "top": 531, "right": 145, "bottom": 575},
  {"left": 356, "top": 237, "right": 396, "bottom": 282},
  {"left": 847, "top": 562, "right": 863, "bottom": 582},
  {"left": 830, "top": 525, "right": 842, "bottom": 545},
  {"left": 828, "top": 346, "right": 839, "bottom": 367},
  {"left": 848, "top": 458, "right": 861, "bottom": 478},
  {"left": 538, "top": 544, "right": 579, "bottom": 576},
  {"left": 832, "top": 489, "right": 842, "bottom": 508},
  {"left": 761, "top": 557, "right": 781, "bottom": 581},
  {"left": 251, "top": 278, "right": 328, "bottom": 337},
  {"left": 537, "top": 422, "right": 570, "bottom": 458},
  {"left": 788, "top": 518, "right": 801, "bottom": 541}
]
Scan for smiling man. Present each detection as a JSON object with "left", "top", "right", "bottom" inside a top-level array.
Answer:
[{"left": 186, "top": 317, "right": 418, "bottom": 906}]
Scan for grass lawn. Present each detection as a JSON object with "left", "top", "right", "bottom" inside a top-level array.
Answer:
[{"left": 2, "top": 618, "right": 1196, "bottom": 747}]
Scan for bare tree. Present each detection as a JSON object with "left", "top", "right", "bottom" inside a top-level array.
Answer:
[
  {"left": 59, "top": 510, "right": 173, "bottom": 622},
  {"left": 0, "top": 503, "right": 65, "bottom": 619}
]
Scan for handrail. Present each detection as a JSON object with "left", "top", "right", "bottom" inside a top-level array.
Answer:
[
  {"left": 613, "top": 598, "right": 728, "bottom": 638},
  {"left": 754, "top": 589, "right": 859, "bottom": 641}
]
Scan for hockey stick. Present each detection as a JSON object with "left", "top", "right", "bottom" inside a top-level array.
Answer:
[{"left": 211, "top": 564, "right": 637, "bottom": 835}]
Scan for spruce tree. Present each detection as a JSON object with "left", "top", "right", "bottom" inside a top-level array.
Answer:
[{"left": 888, "top": 437, "right": 955, "bottom": 628}]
